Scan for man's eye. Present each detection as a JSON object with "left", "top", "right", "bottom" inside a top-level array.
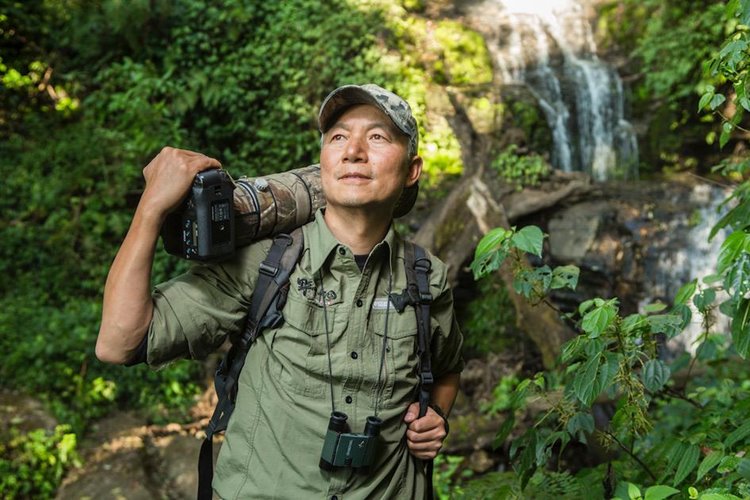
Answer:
[
  {"left": 331, "top": 134, "right": 346, "bottom": 142},
  {"left": 371, "top": 133, "right": 387, "bottom": 141}
]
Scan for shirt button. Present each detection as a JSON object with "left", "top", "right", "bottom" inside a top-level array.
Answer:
[
  {"left": 345, "top": 395, "right": 353, "bottom": 404},
  {"left": 338, "top": 247, "right": 345, "bottom": 255},
  {"left": 351, "top": 351, "right": 358, "bottom": 359},
  {"left": 356, "top": 299, "right": 363, "bottom": 307}
]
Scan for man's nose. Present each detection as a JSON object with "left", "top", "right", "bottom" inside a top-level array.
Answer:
[{"left": 343, "top": 134, "right": 367, "bottom": 163}]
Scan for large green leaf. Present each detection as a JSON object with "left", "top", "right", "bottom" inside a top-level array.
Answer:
[
  {"left": 474, "top": 227, "right": 511, "bottom": 259},
  {"left": 724, "top": 420, "right": 750, "bottom": 448},
  {"left": 725, "top": 252, "right": 750, "bottom": 302},
  {"left": 643, "top": 485, "right": 679, "bottom": 500},
  {"left": 718, "top": 230, "right": 750, "bottom": 274},
  {"left": 674, "top": 280, "right": 697, "bottom": 305},
  {"left": 731, "top": 298, "right": 750, "bottom": 358},
  {"left": 646, "top": 314, "right": 684, "bottom": 338},
  {"left": 572, "top": 354, "right": 601, "bottom": 406},
  {"left": 672, "top": 444, "right": 700, "bottom": 486},
  {"left": 697, "top": 450, "right": 725, "bottom": 480},
  {"left": 566, "top": 412, "right": 595, "bottom": 443},
  {"left": 550, "top": 265, "right": 580, "bottom": 291},
  {"left": 641, "top": 359, "right": 671, "bottom": 392},
  {"left": 581, "top": 301, "right": 617, "bottom": 338},
  {"left": 510, "top": 225, "right": 544, "bottom": 257}
]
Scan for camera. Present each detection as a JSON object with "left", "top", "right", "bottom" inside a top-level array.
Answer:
[
  {"left": 319, "top": 412, "right": 382, "bottom": 472},
  {"left": 161, "top": 169, "right": 236, "bottom": 260}
]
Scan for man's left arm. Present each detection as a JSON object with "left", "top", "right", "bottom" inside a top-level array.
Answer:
[{"left": 403, "top": 372, "right": 460, "bottom": 460}]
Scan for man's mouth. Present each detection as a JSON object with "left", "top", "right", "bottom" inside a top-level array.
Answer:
[{"left": 340, "top": 172, "right": 371, "bottom": 180}]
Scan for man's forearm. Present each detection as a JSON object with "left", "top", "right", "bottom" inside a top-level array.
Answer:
[
  {"left": 95, "top": 205, "right": 163, "bottom": 364},
  {"left": 431, "top": 372, "right": 460, "bottom": 416}
]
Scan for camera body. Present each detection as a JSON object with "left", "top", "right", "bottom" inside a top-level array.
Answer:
[
  {"left": 319, "top": 412, "right": 382, "bottom": 472},
  {"left": 161, "top": 169, "right": 235, "bottom": 260}
]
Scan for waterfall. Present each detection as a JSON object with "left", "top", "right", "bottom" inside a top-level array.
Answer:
[
  {"left": 639, "top": 184, "right": 732, "bottom": 354},
  {"left": 488, "top": 0, "right": 638, "bottom": 180}
]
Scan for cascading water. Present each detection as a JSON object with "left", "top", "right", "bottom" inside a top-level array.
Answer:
[
  {"left": 639, "top": 184, "right": 732, "bottom": 354},
  {"left": 487, "top": 0, "right": 638, "bottom": 181}
]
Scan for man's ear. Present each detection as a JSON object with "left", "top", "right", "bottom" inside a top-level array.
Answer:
[{"left": 405, "top": 156, "right": 422, "bottom": 187}]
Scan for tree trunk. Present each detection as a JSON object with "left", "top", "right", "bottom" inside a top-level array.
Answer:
[{"left": 414, "top": 172, "right": 581, "bottom": 368}]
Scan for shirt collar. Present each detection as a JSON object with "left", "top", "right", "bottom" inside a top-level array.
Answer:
[{"left": 306, "top": 209, "right": 399, "bottom": 275}]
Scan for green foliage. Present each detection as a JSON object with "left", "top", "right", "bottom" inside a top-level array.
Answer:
[
  {"left": 0, "top": 425, "right": 80, "bottom": 500},
  {"left": 433, "top": 454, "right": 472, "bottom": 500},
  {"left": 699, "top": 0, "right": 750, "bottom": 148},
  {"left": 459, "top": 275, "right": 516, "bottom": 355},
  {"left": 481, "top": 375, "right": 520, "bottom": 416},
  {"left": 490, "top": 145, "right": 551, "bottom": 191},
  {"left": 431, "top": 20, "right": 493, "bottom": 86}
]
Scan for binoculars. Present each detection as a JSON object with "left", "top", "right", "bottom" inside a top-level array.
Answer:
[{"left": 319, "top": 411, "right": 382, "bottom": 472}]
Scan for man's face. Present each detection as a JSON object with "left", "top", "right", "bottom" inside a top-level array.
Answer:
[{"left": 319, "top": 104, "right": 421, "bottom": 217}]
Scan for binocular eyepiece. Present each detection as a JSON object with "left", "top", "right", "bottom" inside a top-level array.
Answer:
[{"left": 319, "top": 411, "right": 382, "bottom": 472}]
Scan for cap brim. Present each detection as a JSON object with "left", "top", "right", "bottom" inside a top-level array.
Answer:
[{"left": 318, "top": 85, "right": 384, "bottom": 133}]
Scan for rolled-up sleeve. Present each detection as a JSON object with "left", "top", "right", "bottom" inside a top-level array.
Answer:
[{"left": 147, "top": 240, "right": 272, "bottom": 367}]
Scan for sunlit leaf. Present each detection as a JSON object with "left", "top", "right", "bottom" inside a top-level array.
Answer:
[
  {"left": 717, "top": 230, "right": 750, "bottom": 274},
  {"left": 643, "top": 485, "right": 679, "bottom": 500},
  {"left": 643, "top": 302, "right": 667, "bottom": 313},
  {"left": 674, "top": 280, "right": 697, "bottom": 305},
  {"left": 699, "top": 91, "right": 714, "bottom": 111},
  {"left": 510, "top": 225, "right": 544, "bottom": 257},
  {"left": 474, "top": 227, "right": 511, "bottom": 259},
  {"left": 710, "top": 93, "right": 727, "bottom": 110},
  {"left": 720, "top": 121, "right": 733, "bottom": 148},
  {"left": 581, "top": 301, "right": 617, "bottom": 338}
]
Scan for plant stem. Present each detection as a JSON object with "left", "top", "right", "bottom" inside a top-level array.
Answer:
[
  {"left": 605, "top": 431, "right": 657, "bottom": 482},
  {"left": 662, "top": 386, "right": 703, "bottom": 409}
]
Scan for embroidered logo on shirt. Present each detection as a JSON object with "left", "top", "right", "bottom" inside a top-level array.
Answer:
[
  {"left": 297, "top": 278, "right": 317, "bottom": 300},
  {"left": 297, "top": 277, "right": 337, "bottom": 305}
]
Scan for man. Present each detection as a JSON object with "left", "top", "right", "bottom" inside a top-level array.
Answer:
[{"left": 96, "top": 84, "right": 464, "bottom": 498}]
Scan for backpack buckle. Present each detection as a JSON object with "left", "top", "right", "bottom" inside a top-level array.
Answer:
[{"left": 259, "top": 262, "right": 278, "bottom": 277}]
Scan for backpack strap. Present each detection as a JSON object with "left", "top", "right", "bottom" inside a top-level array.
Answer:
[
  {"left": 402, "top": 242, "right": 434, "bottom": 419},
  {"left": 401, "top": 242, "right": 436, "bottom": 500},
  {"left": 197, "top": 228, "right": 304, "bottom": 500}
]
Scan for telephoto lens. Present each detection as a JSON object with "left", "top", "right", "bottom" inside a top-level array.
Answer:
[{"left": 319, "top": 411, "right": 348, "bottom": 471}]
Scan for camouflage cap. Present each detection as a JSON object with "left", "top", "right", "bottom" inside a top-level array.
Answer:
[
  {"left": 318, "top": 84, "right": 419, "bottom": 157},
  {"left": 318, "top": 84, "right": 420, "bottom": 218}
]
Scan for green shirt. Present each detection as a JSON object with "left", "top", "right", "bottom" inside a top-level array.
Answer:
[{"left": 147, "top": 210, "right": 464, "bottom": 499}]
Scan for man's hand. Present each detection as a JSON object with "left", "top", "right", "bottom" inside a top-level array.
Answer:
[
  {"left": 403, "top": 402, "right": 447, "bottom": 460},
  {"left": 140, "top": 146, "right": 222, "bottom": 219},
  {"left": 96, "top": 146, "right": 220, "bottom": 365}
]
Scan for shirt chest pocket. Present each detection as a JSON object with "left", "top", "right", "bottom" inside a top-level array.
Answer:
[
  {"left": 273, "top": 294, "right": 342, "bottom": 398},
  {"left": 367, "top": 308, "right": 419, "bottom": 408}
]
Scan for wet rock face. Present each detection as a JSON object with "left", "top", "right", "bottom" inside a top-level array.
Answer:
[{"left": 534, "top": 178, "right": 729, "bottom": 317}]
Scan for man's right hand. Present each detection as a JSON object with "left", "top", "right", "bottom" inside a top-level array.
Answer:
[
  {"left": 140, "top": 146, "right": 222, "bottom": 219},
  {"left": 96, "top": 146, "right": 221, "bottom": 365}
]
